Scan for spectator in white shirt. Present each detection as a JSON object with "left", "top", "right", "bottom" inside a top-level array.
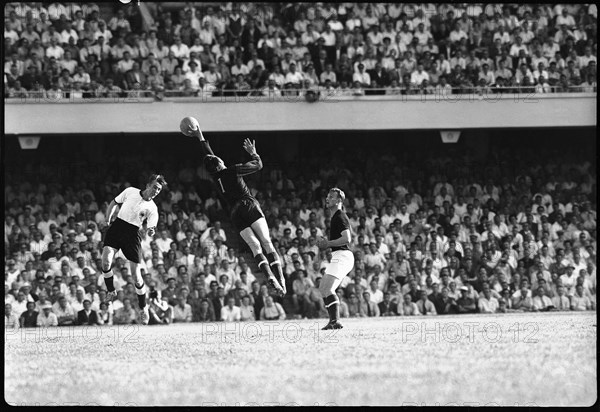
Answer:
[
  {"left": 60, "top": 23, "right": 79, "bottom": 45},
  {"left": 478, "top": 63, "right": 495, "bottom": 85},
  {"left": 368, "top": 280, "right": 384, "bottom": 304},
  {"left": 117, "top": 51, "right": 135, "bottom": 73},
  {"left": 414, "top": 23, "right": 432, "bottom": 46},
  {"left": 170, "top": 36, "right": 190, "bottom": 59},
  {"left": 410, "top": 63, "right": 430, "bottom": 86},
  {"left": 37, "top": 303, "right": 59, "bottom": 327},
  {"left": 367, "top": 24, "right": 384, "bottom": 46},
  {"left": 155, "top": 230, "right": 173, "bottom": 254},
  {"left": 29, "top": 231, "right": 48, "bottom": 254},
  {"left": 93, "top": 21, "right": 112, "bottom": 43},
  {"left": 556, "top": 8, "right": 576, "bottom": 29},
  {"left": 60, "top": 51, "right": 78, "bottom": 74},
  {"left": 268, "top": 65, "right": 285, "bottom": 88},
  {"left": 203, "top": 63, "right": 222, "bottom": 88},
  {"left": 321, "top": 25, "right": 337, "bottom": 47},
  {"left": 532, "top": 286, "right": 554, "bottom": 311},
  {"left": 477, "top": 286, "right": 499, "bottom": 313},
  {"left": 509, "top": 37, "right": 528, "bottom": 57},
  {"left": 45, "top": 38, "right": 64, "bottom": 60},
  {"left": 579, "top": 46, "right": 596, "bottom": 68},
  {"left": 285, "top": 62, "right": 304, "bottom": 86},
  {"left": 173, "top": 296, "right": 193, "bottom": 322},
  {"left": 449, "top": 23, "right": 468, "bottom": 43},
  {"left": 184, "top": 61, "right": 204, "bottom": 90},
  {"left": 230, "top": 57, "right": 250, "bottom": 77},
  {"left": 198, "top": 21, "right": 216, "bottom": 45},
  {"left": 345, "top": 11, "right": 361, "bottom": 31},
  {"left": 352, "top": 63, "right": 371, "bottom": 87},
  {"left": 221, "top": 297, "right": 241, "bottom": 322},
  {"left": 327, "top": 14, "right": 343, "bottom": 31}
]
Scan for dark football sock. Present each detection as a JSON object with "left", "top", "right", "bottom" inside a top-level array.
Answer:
[
  {"left": 135, "top": 283, "right": 146, "bottom": 309},
  {"left": 102, "top": 270, "right": 115, "bottom": 292},
  {"left": 267, "top": 252, "right": 284, "bottom": 276},
  {"left": 255, "top": 253, "right": 273, "bottom": 279},
  {"left": 323, "top": 294, "right": 340, "bottom": 323}
]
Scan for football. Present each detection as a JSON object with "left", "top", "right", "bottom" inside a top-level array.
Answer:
[{"left": 180, "top": 116, "right": 200, "bottom": 136}]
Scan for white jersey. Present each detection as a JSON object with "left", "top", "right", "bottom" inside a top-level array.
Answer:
[{"left": 115, "top": 187, "right": 159, "bottom": 228}]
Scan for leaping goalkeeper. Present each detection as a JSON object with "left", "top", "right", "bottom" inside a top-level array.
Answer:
[{"left": 182, "top": 120, "right": 286, "bottom": 296}]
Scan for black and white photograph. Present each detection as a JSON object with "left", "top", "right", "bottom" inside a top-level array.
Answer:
[{"left": 4, "top": 1, "right": 597, "bottom": 407}]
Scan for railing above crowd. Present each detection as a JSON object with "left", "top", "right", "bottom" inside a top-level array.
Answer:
[{"left": 4, "top": 85, "right": 597, "bottom": 103}]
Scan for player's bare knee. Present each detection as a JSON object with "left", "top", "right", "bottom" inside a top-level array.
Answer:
[
  {"left": 240, "top": 228, "right": 262, "bottom": 256},
  {"left": 101, "top": 257, "right": 112, "bottom": 272}
]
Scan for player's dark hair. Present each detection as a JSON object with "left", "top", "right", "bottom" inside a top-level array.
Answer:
[
  {"left": 204, "top": 155, "right": 222, "bottom": 173},
  {"left": 149, "top": 174, "right": 167, "bottom": 187}
]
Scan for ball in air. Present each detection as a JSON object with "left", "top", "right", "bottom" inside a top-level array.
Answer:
[{"left": 180, "top": 116, "right": 199, "bottom": 136}]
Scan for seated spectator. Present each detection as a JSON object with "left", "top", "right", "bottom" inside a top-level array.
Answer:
[
  {"left": 512, "top": 281, "right": 534, "bottom": 311},
  {"left": 203, "top": 63, "right": 222, "bottom": 88},
  {"left": 7, "top": 80, "right": 27, "bottom": 98},
  {"left": 113, "top": 298, "right": 138, "bottom": 324},
  {"left": 117, "top": 51, "right": 135, "bottom": 74},
  {"left": 571, "top": 285, "right": 594, "bottom": 311},
  {"left": 184, "top": 61, "right": 204, "bottom": 90},
  {"left": 111, "top": 37, "right": 133, "bottom": 61},
  {"left": 346, "top": 293, "right": 363, "bottom": 317},
  {"left": 239, "top": 295, "right": 255, "bottom": 321},
  {"left": 535, "top": 76, "right": 552, "bottom": 93},
  {"left": 70, "top": 81, "right": 84, "bottom": 99},
  {"left": 221, "top": 297, "right": 241, "bottom": 322},
  {"left": 360, "top": 291, "right": 380, "bottom": 316},
  {"left": 478, "top": 284, "right": 500, "bottom": 313},
  {"left": 98, "top": 302, "right": 113, "bottom": 325},
  {"left": 77, "top": 299, "right": 100, "bottom": 325},
  {"left": 259, "top": 295, "right": 286, "bottom": 320},
  {"left": 53, "top": 295, "right": 76, "bottom": 325},
  {"left": 284, "top": 62, "right": 303, "bottom": 87},
  {"left": 402, "top": 293, "right": 420, "bottom": 315},
  {"left": 173, "top": 295, "right": 193, "bottom": 322},
  {"left": 146, "top": 66, "right": 164, "bottom": 89},
  {"left": 107, "top": 9, "right": 131, "bottom": 35},
  {"left": 72, "top": 66, "right": 91, "bottom": 89},
  {"left": 125, "top": 62, "right": 147, "bottom": 90},
  {"left": 352, "top": 63, "right": 371, "bottom": 87},
  {"left": 99, "top": 78, "right": 122, "bottom": 98},
  {"left": 580, "top": 74, "right": 597, "bottom": 92},
  {"left": 36, "top": 302, "right": 58, "bottom": 327},
  {"left": 457, "top": 286, "right": 477, "bottom": 313},
  {"left": 416, "top": 289, "right": 437, "bottom": 314},
  {"left": 19, "top": 301, "right": 39, "bottom": 327}
]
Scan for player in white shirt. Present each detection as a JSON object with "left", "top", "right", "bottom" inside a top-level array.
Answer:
[{"left": 101, "top": 174, "right": 166, "bottom": 325}]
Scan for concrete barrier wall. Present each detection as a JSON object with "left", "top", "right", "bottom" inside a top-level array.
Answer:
[{"left": 4, "top": 93, "right": 596, "bottom": 134}]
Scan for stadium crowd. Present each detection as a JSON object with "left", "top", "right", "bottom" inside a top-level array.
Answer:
[
  {"left": 4, "top": 139, "right": 597, "bottom": 329},
  {"left": 3, "top": 2, "right": 598, "bottom": 100}
]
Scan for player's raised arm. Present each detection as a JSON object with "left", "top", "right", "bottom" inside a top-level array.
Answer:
[
  {"left": 185, "top": 120, "right": 216, "bottom": 157},
  {"left": 235, "top": 138, "right": 263, "bottom": 176}
]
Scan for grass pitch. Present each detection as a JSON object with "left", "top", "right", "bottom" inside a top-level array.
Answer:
[{"left": 5, "top": 312, "right": 596, "bottom": 406}]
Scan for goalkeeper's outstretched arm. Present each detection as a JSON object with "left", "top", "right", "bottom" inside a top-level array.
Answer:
[{"left": 185, "top": 122, "right": 216, "bottom": 158}]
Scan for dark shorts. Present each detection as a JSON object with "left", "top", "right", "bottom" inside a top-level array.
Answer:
[
  {"left": 231, "top": 197, "right": 265, "bottom": 231},
  {"left": 103, "top": 218, "right": 143, "bottom": 263}
]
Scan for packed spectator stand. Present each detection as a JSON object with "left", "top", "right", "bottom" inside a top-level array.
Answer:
[
  {"left": 4, "top": 133, "right": 597, "bottom": 327},
  {"left": 3, "top": 2, "right": 598, "bottom": 100}
]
